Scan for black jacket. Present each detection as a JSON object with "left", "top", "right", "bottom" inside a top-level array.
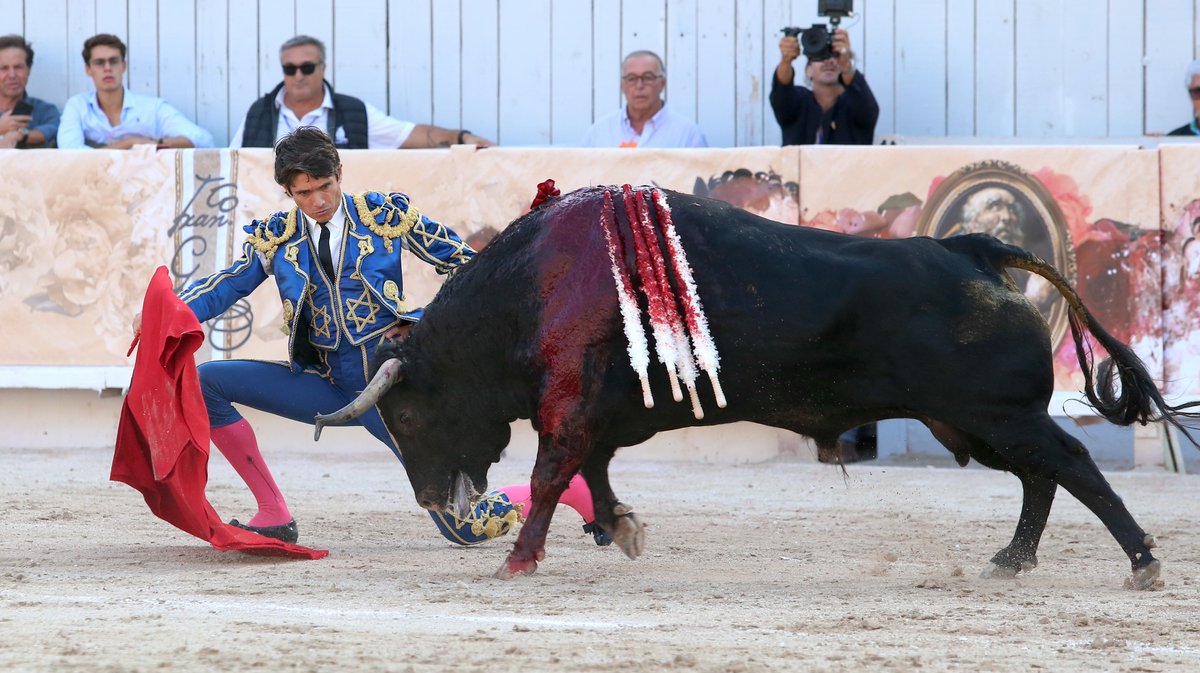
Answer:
[
  {"left": 241, "top": 80, "right": 369, "bottom": 148},
  {"left": 770, "top": 70, "right": 879, "bottom": 146}
]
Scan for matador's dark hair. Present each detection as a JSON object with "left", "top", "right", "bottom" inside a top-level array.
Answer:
[{"left": 273, "top": 126, "right": 341, "bottom": 189}]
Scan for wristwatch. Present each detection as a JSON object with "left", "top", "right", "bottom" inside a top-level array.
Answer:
[{"left": 16, "top": 127, "right": 29, "bottom": 145}]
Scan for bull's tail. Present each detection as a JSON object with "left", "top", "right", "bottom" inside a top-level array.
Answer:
[{"left": 996, "top": 243, "right": 1200, "bottom": 441}]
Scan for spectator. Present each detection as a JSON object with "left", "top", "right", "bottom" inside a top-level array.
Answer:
[
  {"left": 57, "top": 34, "right": 213, "bottom": 149},
  {"left": 1168, "top": 59, "right": 1200, "bottom": 137},
  {"left": 582, "top": 50, "right": 707, "bottom": 148},
  {"left": 770, "top": 28, "right": 878, "bottom": 145},
  {"left": 232, "top": 35, "right": 491, "bottom": 149},
  {"left": 0, "top": 34, "right": 59, "bottom": 148}
]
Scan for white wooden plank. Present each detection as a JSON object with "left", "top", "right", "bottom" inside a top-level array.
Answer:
[
  {"left": 387, "top": 0, "right": 433, "bottom": 125},
  {"left": 257, "top": 0, "right": 295, "bottom": 97},
  {"left": 498, "top": 0, "right": 551, "bottom": 145},
  {"left": 295, "top": 0, "right": 335, "bottom": 79},
  {"left": 621, "top": 0, "right": 666, "bottom": 57},
  {"left": 196, "top": 0, "right": 228, "bottom": 144},
  {"left": 696, "top": 0, "right": 735, "bottom": 147},
  {"left": 429, "top": 0, "right": 461, "bottom": 129},
  {"left": 227, "top": 1, "right": 260, "bottom": 138},
  {"left": 1015, "top": 0, "right": 1070, "bottom": 136},
  {"left": 734, "top": 0, "right": 764, "bottom": 146},
  {"left": 94, "top": 0, "right": 127, "bottom": 40},
  {"left": 65, "top": 0, "right": 95, "bottom": 98},
  {"left": 861, "top": 0, "right": 896, "bottom": 136},
  {"left": 125, "top": 0, "right": 158, "bottom": 96},
  {"left": 975, "top": 0, "right": 1015, "bottom": 136},
  {"left": 332, "top": 0, "right": 387, "bottom": 112},
  {"left": 945, "top": 0, "right": 974, "bottom": 135},
  {"left": 462, "top": 0, "right": 500, "bottom": 142},
  {"left": 0, "top": 0, "right": 20, "bottom": 28},
  {"left": 1144, "top": 0, "right": 1194, "bottom": 135},
  {"left": 1060, "top": 0, "right": 1107, "bottom": 137},
  {"left": 549, "top": 0, "right": 592, "bottom": 145},
  {"left": 24, "top": 0, "right": 69, "bottom": 106},
  {"left": 894, "top": 0, "right": 946, "bottom": 136},
  {"left": 592, "top": 0, "right": 622, "bottom": 120},
  {"left": 761, "top": 0, "right": 789, "bottom": 146},
  {"left": 158, "top": 0, "right": 198, "bottom": 118},
  {"left": 1106, "top": 1, "right": 1143, "bottom": 135},
  {"left": 665, "top": 0, "right": 698, "bottom": 124}
]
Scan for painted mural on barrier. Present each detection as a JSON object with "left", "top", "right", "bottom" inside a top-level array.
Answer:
[
  {"left": 797, "top": 146, "right": 1163, "bottom": 393},
  {"left": 0, "top": 147, "right": 799, "bottom": 369},
  {"left": 1159, "top": 145, "right": 1200, "bottom": 399}
]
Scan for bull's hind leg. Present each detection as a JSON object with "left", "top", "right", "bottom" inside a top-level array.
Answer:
[
  {"left": 495, "top": 433, "right": 587, "bottom": 579},
  {"left": 977, "top": 417, "right": 1161, "bottom": 590},
  {"left": 980, "top": 473, "right": 1057, "bottom": 579},
  {"left": 581, "top": 447, "right": 644, "bottom": 560},
  {"left": 926, "top": 420, "right": 1057, "bottom": 579}
]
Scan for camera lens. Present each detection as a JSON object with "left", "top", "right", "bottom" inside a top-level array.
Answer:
[{"left": 800, "top": 25, "right": 833, "bottom": 62}]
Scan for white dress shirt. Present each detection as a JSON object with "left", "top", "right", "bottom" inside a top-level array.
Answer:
[
  {"left": 56, "top": 88, "right": 214, "bottom": 149},
  {"left": 229, "top": 84, "right": 415, "bottom": 149},
  {"left": 582, "top": 103, "right": 708, "bottom": 148}
]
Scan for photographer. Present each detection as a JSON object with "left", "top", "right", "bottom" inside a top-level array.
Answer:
[{"left": 770, "top": 27, "right": 878, "bottom": 145}]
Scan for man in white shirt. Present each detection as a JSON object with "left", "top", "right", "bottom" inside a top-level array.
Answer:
[
  {"left": 231, "top": 35, "right": 492, "bottom": 149},
  {"left": 582, "top": 50, "right": 707, "bottom": 148},
  {"left": 57, "top": 34, "right": 214, "bottom": 150}
]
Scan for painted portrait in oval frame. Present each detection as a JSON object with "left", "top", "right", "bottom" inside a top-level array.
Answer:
[{"left": 916, "top": 160, "right": 1076, "bottom": 350}]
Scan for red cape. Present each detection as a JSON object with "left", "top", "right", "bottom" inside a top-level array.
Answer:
[{"left": 111, "top": 266, "right": 327, "bottom": 559}]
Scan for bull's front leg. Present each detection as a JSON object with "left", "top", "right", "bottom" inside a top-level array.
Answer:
[
  {"left": 581, "top": 447, "right": 644, "bottom": 560},
  {"left": 495, "top": 433, "right": 586, "bottom": 579}
]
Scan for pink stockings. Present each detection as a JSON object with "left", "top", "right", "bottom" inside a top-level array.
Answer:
[
  {"left": 209, "top": 419, "right": 292, "bottom": 527},
  {"left": 496, "top": 473, "right": 596, "bottom": 523}
]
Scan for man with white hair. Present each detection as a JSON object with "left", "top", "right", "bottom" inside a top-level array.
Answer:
[
  {"left": 1168, "top": 59, "right": 1200, "bottom": 136},
  {"left": 582, "top": 50, "right": 707, "bottom": 148}
]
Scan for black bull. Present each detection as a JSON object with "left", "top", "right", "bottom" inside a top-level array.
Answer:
[{"left": 316, "top": 186, "right": 1196, "bottom": 588}]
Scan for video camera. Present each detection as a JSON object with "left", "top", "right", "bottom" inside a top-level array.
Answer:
[{"left": 782, "top": 0, "right": 854, "bottom": 63}]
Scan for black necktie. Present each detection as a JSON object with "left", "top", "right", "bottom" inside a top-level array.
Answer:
[{"left": 317, "top": 222, "right": 335, "bottom": 279}]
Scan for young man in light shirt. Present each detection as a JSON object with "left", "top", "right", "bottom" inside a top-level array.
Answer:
[{"left": 57, "top": 34, "right": 213, "bottom": 150}]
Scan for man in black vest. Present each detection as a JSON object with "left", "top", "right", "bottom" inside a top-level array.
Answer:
[{"left": 231, "top": 35, "right": 494, "bottom": 149}]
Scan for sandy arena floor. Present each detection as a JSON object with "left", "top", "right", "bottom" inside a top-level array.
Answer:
[{"left": 2, "top": 439, "right": 1199, "bottom": 673}]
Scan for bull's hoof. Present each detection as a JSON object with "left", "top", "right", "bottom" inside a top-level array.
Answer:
[
  {"left": 610, "top": 504, "right": 645, "bottom": 560},
  {"left": 979, "top": 562, "right": 1019, "bottom": 580},
  {"left": 1123, "top": 559, "right": 1163, "bottom": 591},
  {"left": 494, "top": 555, "right": 538, "bottom": 580}
]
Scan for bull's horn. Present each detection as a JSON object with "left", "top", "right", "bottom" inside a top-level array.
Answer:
[{"left": 313, "top": 358, "right": 403, "bottom": 440}]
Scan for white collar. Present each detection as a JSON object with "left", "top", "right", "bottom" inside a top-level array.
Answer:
[{"left": 275, "top": 83, "right": 334, "bottom": 117}]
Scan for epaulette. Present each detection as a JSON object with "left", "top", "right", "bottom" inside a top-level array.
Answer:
[
  {"left": 352, "top": 191, "right": 421, "bottom": 253},
  {"left": 244, "top": 209, "right": 297, "bottom": 263}
]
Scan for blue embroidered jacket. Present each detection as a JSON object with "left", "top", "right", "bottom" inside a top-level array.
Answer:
[{"left": 178, "top": 191, "right": 474, "bottom": 370}]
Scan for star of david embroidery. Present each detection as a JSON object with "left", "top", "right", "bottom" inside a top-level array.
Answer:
[
  {"left": 310, "top": 305, "right": 333, "bottom": 339},
  {"left": 344, "top": 288, "right": 380, "bottom": 332}
]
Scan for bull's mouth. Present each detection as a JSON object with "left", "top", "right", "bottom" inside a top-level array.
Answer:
[{"left": 418, "top": 471, "right": 481, "bottom": 521}]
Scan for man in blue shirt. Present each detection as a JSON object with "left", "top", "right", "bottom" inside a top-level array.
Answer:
[
  {"left": 582, "top": 50, "right": 707, "bottom": 148},
  {"left": 0, "top": 34, "right": 59, "bottom": 149},
  {"left": 57, "top": 34, "right": 213, "bottom": 150}
]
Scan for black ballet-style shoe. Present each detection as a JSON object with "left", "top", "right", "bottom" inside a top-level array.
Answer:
[
  {"left": 583, "top": 521, "right": 612, "bottom": 546},
  {"left": 229, "top": 518, "right": 299, "bottom": 544}
]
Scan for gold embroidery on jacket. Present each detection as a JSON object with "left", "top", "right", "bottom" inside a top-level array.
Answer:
[
  {"left": 246, "top": 209, "right": 298, "bottom": 263},
  {"left": 352, "top": 193, "right": 418, "bottom": 253}
]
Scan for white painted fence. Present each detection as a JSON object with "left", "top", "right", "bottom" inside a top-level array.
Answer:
[{"left": 6, "top": 0, "right": 1200, "bottom": 146}]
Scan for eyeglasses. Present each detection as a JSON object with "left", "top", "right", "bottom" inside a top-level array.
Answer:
[
  {"left": 622, "top": 73, "right": 663, "bottom": 86},
  {"left": 282, "top": 62, "right": 321, "bottom": 76},
  {"left": 89, "top": 56, "right": 123, "bottom": 69},
  {"left": 1189, "top": 87, "right": 1200, "bottom": 101}
]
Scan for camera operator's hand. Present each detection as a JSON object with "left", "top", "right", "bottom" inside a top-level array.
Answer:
[
  {"left": 776, "top": 35, "right": 801, "bottom": 85},
  {"left": 779, "top": 35, "right": 801, "bottom": 63},
  {"left": 832, "top": 29, "right": 856, "bottom": 81}
]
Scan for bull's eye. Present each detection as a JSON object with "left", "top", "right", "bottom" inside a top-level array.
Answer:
[{"left": 396, "top": 411, "right": 412, "bottom": 426}]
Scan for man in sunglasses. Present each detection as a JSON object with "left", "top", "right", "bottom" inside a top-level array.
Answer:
[
  {"left": 770, "top": 28, "right": 878, "bottom": 146},
  {"left": 57, "top": 34, "right": 214, "bottom": 150},
  {"left": 232, "top": 35, "right": 491, "bottom": 149},
  {"left": 1168, "top": 59, "right": 1200, "bottom": 137},
  {"left": 581, "top": 50, "right": 707, "bottom": 148}
]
